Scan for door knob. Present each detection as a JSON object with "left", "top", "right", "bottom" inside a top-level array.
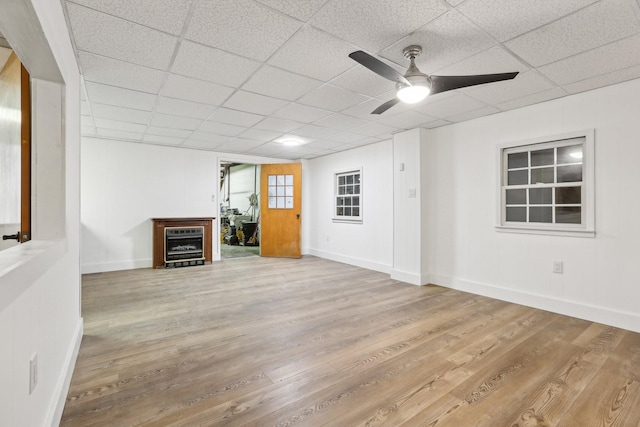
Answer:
[
  {"left": 2, "top": 232, "right": 20, "bottom": 241},
  {"left": 296, "top": 213, "right": 300, "bottom": 219}
]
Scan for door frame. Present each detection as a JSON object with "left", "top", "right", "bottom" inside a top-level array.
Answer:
[{"left": 215, "top": 156, "right": 295, "bottom": 261}]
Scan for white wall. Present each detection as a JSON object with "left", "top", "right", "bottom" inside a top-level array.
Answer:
[
  {"left": 0, "top": 0, "right": 83, "bottom": 425},
  {"left": 81, "top": 138, "right": 288, "bottom": 272},
  {"left": 305, "top": 140, "right": 394, "bottom": 273},
  {"left": 424, "top": 78, "right": 640, "bottom": 333}
]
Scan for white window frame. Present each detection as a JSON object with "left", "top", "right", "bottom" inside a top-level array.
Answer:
[
  {"left": 333, "top": 168, "right": 362, "bottom": 224},
  {"left": 496, "top": 129, "right": 595, "bottom": 237}
]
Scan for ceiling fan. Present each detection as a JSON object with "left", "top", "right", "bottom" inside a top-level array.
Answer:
[{"left": 349, "top": 45, "right": 519, "bottom": 114}]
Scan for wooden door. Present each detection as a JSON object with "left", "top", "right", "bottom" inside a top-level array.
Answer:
[
  {"left": 0, "top": 52, "right": 30, "bottom": 249},
  {"left": 260, "top": 163, "right": 302, "bottom": 258}
]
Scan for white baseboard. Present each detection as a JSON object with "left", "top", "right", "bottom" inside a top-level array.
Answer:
[
  {"left": 47, "top": 317, "right": 83, "bottom": 427},
  {"left": 306, "top": 248, "right": 391, "bottom": 274},
  {"left": 81, "top": 259, "right": 152, "bottom": 274},
  {"left": 390, "top": 269, "right": 430, "bottom": 286},
  {"left": 431, "top": 273, "right": 640, "bottom": 333}
]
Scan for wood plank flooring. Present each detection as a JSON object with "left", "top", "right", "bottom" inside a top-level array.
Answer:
[{"left": 61, "top": 256, "right": 640, "bottom": 426}]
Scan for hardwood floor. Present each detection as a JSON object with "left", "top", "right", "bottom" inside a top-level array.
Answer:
[{"left": 61, "top": 256, "right": 640, "bottom": 426}]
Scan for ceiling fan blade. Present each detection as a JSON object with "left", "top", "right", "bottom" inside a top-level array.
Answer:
[
  {"left": 349, "top": 51, "right": 411, "bottom": 86},
  {"left": 429, "top": 72, "right": 519, "bottom": 95},
  {"left": 372, "top": 98, "right": 401, "bottom": 115}
]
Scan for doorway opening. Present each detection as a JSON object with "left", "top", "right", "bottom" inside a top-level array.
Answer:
[{"left": 219, "top": 162, "right": 261, "bottom": 260}]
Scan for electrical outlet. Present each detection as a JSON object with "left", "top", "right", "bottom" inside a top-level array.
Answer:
[
  {"left": 408, "top": 188, "right": 417, "bottom": 198},
  {"left": 29, "top": 353, "right": 38, "bottom": 394},
  {"left": 553, "top": 261, "right": 563, "bottom": 274}
]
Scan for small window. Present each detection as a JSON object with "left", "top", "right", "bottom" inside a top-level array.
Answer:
[
  {"left": 333, "top": 169, "right": 362, "bottom": 223},
  {"left": 497, "top": 130, "right": 594, "bottom": 237}
]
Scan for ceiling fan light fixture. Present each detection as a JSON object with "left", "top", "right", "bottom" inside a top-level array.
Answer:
[{"left": 397, "top": 84, "right": 430, "bottom": 104}]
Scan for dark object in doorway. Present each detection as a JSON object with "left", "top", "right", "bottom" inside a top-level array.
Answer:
[
  {"left": 225, "top": 225, "right": 240, "bottom": 245},
  {"left": 242, "top": 222, "right": 259, "bottom": 246}
]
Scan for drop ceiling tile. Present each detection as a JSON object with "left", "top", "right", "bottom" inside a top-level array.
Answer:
[
  {"left": 81, "top": 116, "right": 95, "bottom": 128},
  {"left": 324, "top": 130, "right": 371, "bottom": 143},
  {"left": 143, "top": 134, "right": 186, "bottom": 145},
  {"left": 505, "top": 0, "right": 640, "bottom": 67},
  {"left": 246, "top": 142, "right": 286, "bottom": 156},
  {"left": 464, "top": 70, "right": 554, "bottom": 105},
  {"left": 563, "top": 64, "right": 640, "bottom": 94},
  {"left": 445, "top": 105, "right": 501, "bottom": 123},
  {"left": 146, "top": 126, "right": 193, "bottom": 138},
  {"left": 91, "top": 103, "right": 152, "bottom": 124},
  {"left": 255, "top": 0, "right": 329, "bottom": 21},
  {"left": 198, "top": 121, "right": 247, "bottom": 136},
  {"left": 239, "top": 128, "right": 282, "bottom": 142},
  {"left": 208, "top": 107, "right": 265, "bottom": 127},
  {"left": 81, "top": 100, "right": 90, "bottom": 115},
  {"left": 161, "top": 74, "right": 235, "bottom": 106},
  {"left": 347, "top": 137, "right": 386, "bottom": 148},
  {"left": 242, "top": 65, "right": 323, "bottom": 101},
  {"left": 67, "top": 3, "right": 177, "bottom": 70},
  {"left": 187, "top": 131, "right": 232, "bottom": 144},
  {"left": 254, "top": 117, "right": 305, "bottom": 133},
  {"left": 185, "top": 0, "right": 301, "bottom": 61},
  {"left": 273, "top": 103, "right": 333, "bottom": 123},
  {"left": 293, "top": 124, "right": 338, "bottom": 139},
  {"left": 156, "top": 97, "right": 217, "bottom": 119},
  {"left": 538, "top": 34, "right": 640, "bottom": 85},
  {"left": 378, "top": 110, "right": 438, "bottom": 129},
  {"left": 268, "top": 25, "right": 359, "bottom": 82},
  {"left": 78, "top": 52, "right": 165, "bottom": 94},
  {"left": 310, "top": 0, "right": 448, "bottom": 52},
  {"left": 330, "top": 65, "right": 396, "bottom": 98},
  {"left": 341, "top": 99, "right": 392, "bottom": 119},
  {"left": 422, "top": 119, "right": 451, "bottom": 129},
  {"left": 496, "top": 87, "right": 567, "bottom": 110},
  {"left": 434, "top": 46, "right": 530, "bottom": 75},
  {"left": 82, "top": 125, "right": 96, "bottom": 136},
  {"left": 94, "top": 118, "right": 147, "bottom": 133},
  {"left": 215, "top": 138, "right": 266, "bottom": 153},
  {"left": 297, "top": 84, "right": 369, "bottom": 111},
  {"left": 305, "top": 139, "right": 345, "bottom": 150},
  {"left": 457, "top": 0, "right": 598, "bottom": 42},
  {"left": 351, "top": 122, "right": 400, "bottom": 138},
  {"left": 150, "top": 113, "right": 203, "bottom": 130},
  {"left": 182, "top": 139, "right": 226, "bottom": 150},
  {"left": 224, "top": 91, "right": 289, "bottom": 116},
  {"left": 416, "top": 94, "right": 487, "bottom": 118},
  {"left": 446, "top": 0, "right": 465, "bottom": 5},
  {"left": 85, "top": 82, "right": 157, "bottom": 111},
  {"left": 66, "top": 0, "right": 191, "bottom": 35},
  {"left": 314, "top": 114, "right": 369, "bottom": 131},
  {"left": 97, "top": 128, "right": 143, "bottom": 140},
  {"left": 381, "top": 10, "right": 496, "bottom": 75},
  {"left": 172, "top": 41, "right": 261, "bottom": 87}
]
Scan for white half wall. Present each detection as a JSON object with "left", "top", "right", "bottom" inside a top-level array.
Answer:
[
  {"left": 424, "top": 78, "right": 640, "bottom": 333},
  {"left": 305, "top": 141, "right": 393, "bottom": 273},
  {"left": 0, "top": 0, "right": 83, "bottom": 425}
]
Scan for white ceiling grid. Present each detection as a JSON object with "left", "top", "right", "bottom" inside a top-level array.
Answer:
[{"left": 65, "top": 0, "right": 640, "bottom": 159}]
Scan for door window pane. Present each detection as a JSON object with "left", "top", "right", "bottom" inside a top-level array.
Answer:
[{"left": 268, "top": 174, "right": 294, "bottom": 209}]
